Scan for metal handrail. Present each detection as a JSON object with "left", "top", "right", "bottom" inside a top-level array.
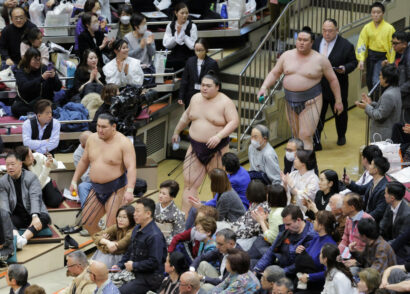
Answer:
[{"left": 237, "top": 0, "right": 383, "bottom": 151}]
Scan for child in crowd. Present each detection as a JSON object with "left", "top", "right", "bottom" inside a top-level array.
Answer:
[
  {"left": 154, "top": 180, "right": 185, "bottom": 245},
  {"left": 168, "top": 215, "right": 217, "bottom": 263},
  {"left": 91, "top": 205, "right": 135, "bottom": 268}
]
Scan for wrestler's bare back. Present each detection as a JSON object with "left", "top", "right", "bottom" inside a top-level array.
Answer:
[
  {"left": 280, "top": 49, "right": 327, "bottom": 91},
  {"left": 187, "top": 92, "right": 233, "bottom": 142},
  {"left": 86, "top": 132, "right": 127, "bottom": 183}
]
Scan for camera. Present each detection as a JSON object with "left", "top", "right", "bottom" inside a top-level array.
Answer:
[{"left": 109, "top": 85, "right": 157, "bottom": 136}]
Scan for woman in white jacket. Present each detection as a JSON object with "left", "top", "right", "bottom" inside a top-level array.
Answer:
[
  {"left": 103, "top": 39, "right": 144, "bottom": 88},
  {"left": 320, "top": 243, "right": 358, "bottom": 294},
  {"left": 16, "top": 146, "right": 63, "bottom": 208}
]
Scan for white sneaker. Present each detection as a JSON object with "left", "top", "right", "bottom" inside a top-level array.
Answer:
[{"left": 16, "top": 235, "right": 27, "bottom": 249}]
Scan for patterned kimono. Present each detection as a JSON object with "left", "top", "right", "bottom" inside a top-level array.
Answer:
[{"left": 154, "top": 201, "right": 185, "bottom": 245}]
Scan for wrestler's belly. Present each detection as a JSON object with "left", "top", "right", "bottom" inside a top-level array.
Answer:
[
  {"left": 89, "top": 162, "right": 125, "bottom": 184},
  {"left": 283, "top": 74, "right": 322, "bottom": 92},
  {"left": 189, "top": 119, "right": 225, "bottom": 143}
]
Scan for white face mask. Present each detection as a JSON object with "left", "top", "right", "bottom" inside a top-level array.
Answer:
[
  {"left": 285, "top": 151, "right": 296, "bottom": 162},
  {"left": 120, "top": 16, "right": 130, "bottom": 25},
  {"left": 95, "top": 10, "right": 101, "bottom": 16},
  {"left": 91, "top": 23, "right": 99, "bottom": 32},
  {"left": 251, "top": 139, "right": 261, "bottom": 149},
  {"left": 191, "top": 228, "right": 207, "bottom": 241},
  {"left": 138, "top": 24, "right": 147, "bottom": 34}
]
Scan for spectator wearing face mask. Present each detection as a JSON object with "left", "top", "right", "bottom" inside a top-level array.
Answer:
[
  {"left": 284, "top": 138, "right": 304, "bottom": 174},
  {"left": 117, "top": 5, "right": 133, "bottom": 39},
  {"left": 78, "top": 12, "right": 109, "bottom": 65},
  {"left": 124, "top": 13, "right": 156, "bottom": 77}
]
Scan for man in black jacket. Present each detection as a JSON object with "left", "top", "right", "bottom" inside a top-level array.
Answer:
[
  {"left": 0, "top": 7, "right": 36, "bottom": 67},
  {"left": 380, "top": 181, "right": 410, "bottom": 264},
  {"left": 312, "top": 18, "right": 358, "bottom": 149},
  {"left": 191, "top": 229, "right": 239, "bottom": 291},
  {"left": 6, "top": 264, "right": 30, "bottom": 294}
]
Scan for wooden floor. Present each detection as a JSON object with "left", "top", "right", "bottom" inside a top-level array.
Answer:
[{"left": 160, "top": 106, "right": 367, "bottom": 207}]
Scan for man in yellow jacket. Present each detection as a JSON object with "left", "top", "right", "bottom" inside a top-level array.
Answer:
[{"left": 356, "top": 1, "right": 395, "bottom": 91}]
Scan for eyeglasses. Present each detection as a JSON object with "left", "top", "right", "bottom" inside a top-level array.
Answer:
[
  {"left": 392, "top": 41, "right": 404, "bottom": 45},
  {"left": 66, "top": 264, "right": 78, "bottom": 268},
  {"left": 87, "top": 269, "right": 96, "bottom": 276},
  {"left": 13, "top": 16, "right": 25, "bottom": 20},
  {"left": 179, "top": 283, "right": 192, "bottom": 287}
]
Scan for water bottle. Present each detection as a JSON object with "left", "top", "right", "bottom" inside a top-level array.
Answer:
[
  {"left": 172, "top": 137, "right": 180, "bottom": 151},
  {"left": 220, "top": 4, "right": 228, "bottom": 28}
]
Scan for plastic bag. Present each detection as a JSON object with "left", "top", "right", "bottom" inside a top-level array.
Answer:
[
  {"left": 0, "top": 67, "right": 16, "bottom": 89},
  {"left": 29, "top": 0, "right": 45, "bottom": 26},
  {"left": 227, "top": 0, "right": 246, "bottom": 29},
  {"left": 245, "top": 0, "right": 257, "bottom": 23},
  {"left": 371, "top": 133, "right": 402, "bottom": 173},
  {"left": 53, "top": 1, "right": 74, "bottom": 15},
  {"left": 44, "top": 11, "right": 70, "bottom": 36},
  {"left": 153, "top": 52, "right": 167, "bottom": 84}
]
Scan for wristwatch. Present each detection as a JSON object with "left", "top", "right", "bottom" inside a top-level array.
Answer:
[{"left": 32, "top": 214, "right": 39, "bottom": 218}]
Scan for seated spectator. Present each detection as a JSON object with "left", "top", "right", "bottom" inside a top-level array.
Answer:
[
  {"left": 178, "top": 271, "right": 202, "bottom": 294},
  {"left": 117, "top": 5, "right": 133, "bottom": 39},
  {"left": 168, "top": 216, "right": 216, "bottom": 264},
  {"left": 16, "top": 146, "right": 64, "bottom": 208},
  {"left": 339, "top": 193, "right": 373, "bottom": 262},
  {"left": 163, "top": 3, "right": 197, "bottom": 71},
  {"left": 343, "top": 156, "right": 389, "bottom": 223},
  {"left": 78, "top": 13, "right": 109, "bottom": 66},
  {"left": 350, "top": 218, "right": 396, "bottom": 273},
  {"left": 230, "top": 180, "right": 270, "bottom": 244},
  {"left": 0, "top": 0, "right": 18, "bottom": 27},
  {"left": 158, "top": 251, "right": 189, "bottom": 294},
  {"left": 260, "top": 265, "right": 286, "bottom": 294},
  {"left": 340, "top": 145, "right": 382, "bottom": 195},
  {"left": 0, "top": 208, "right": 14, "bottom": 267},
  {"left": 5, "top": 264, "right": 30, "bottom": 294},
  {"left": 179, "top": 38, "right": 219, "bottom": 107},
  {"left": 88, "top": 261, "right": 119, "bottom": 293},
  {"left": 380, "top": 181, "right": 410, "bottom": 264},
  {"left": 154, "top": 180, "right": 185, "bottom": 245},
  {"left": 75, "top": 0, "right": 105, "bottom": 52},
  {"left": 281, "top": 150, "right": 319, "bottom": 212},
  {"left": 113, "top": 198, "right": 167, "bottom": 293},
  {"left": 92, "top": 205, "right": 135, "bottom": 268},
  {"left": 248, "top": 124, "right": 281, "bottom": 185},
  {"left": 24, "top": 285, "right": 46, "bottom": 294},
  {"left": 89, "top": 84, "right": 117, "bottom": 132},
  {"left": 248, "top": 184, "right": 287, "bottom": 260},
  {"left": 125, "top": 13, "right": 156, "bottom": 76},
  {"left": 72, "top": 49, "right": 106, "bottom": 101},
  {"left": 0, "top": 7, "right": 36, "bottom": 67},
  {"left": 320, "top": 244, "right": 357, "bottom": 294},
  {"left": 22, "top": 100, "right": 60, "bottom": 155},
  {"left": 20, "top": 27, "right": 49, "bottom": 65},
  {"left": 103, "top": 39, "right": 144, "bottom": 88},
  {"left": 221, "top": 152, "right": 251, "bottom": 209},
  {"left": 305, "top": 169, "right": 340, "bottom": 220},
  {"left": 327, "top": 194, "right": 347, "bottom": 238},
  {"left": 391, "top": 123, "right": 410, "bottom": 163},
  {"left": 284, "top": 138, "right": 304, "bottom": 174},
  {"left": 355, "top": 64, "right": 401, "bottom": 141},
  {"left": 60, "top": 251, "right": 96, "bottom": 294},
  {"left": 211, "top": 248, "right": 260, "bottom": 293},
  {"left": 12, "top": 49, "right": 62, "bottom": 118},
  {"left": 191, "top": 168, "right": 245, "bottom": 222},
  {"left": 254, "top": 205, "right": 318, "bottom": 275},
  {"left": 73, "top": 131, "right": 92, "bottom": 208},
  {"left": 293, "top": 211, "right": 340, "bottom": 293},
  {"left": 192, "top": 229, "right": 240, "bottom": 291},
  {"left": 185, "top": 205, "right": 219, "bottom": 230},
  {"left": 0, "top": 152, "right": 51, "bottom": 249},
  {"left": 358, "top": 268, "right": 381, "bottom": 294},
  {"left": 275, "top": 278, "right": 295, "bottom": 294},
  {"left": 381, "top": 263, "right": 410, "bottom": 293}
]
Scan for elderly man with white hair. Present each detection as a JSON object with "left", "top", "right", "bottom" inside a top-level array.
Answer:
[
  {"left": 248, "top": 124, "right": 281, "bottom": 185},
  {"left": 327, "top": 194, "right": 347, "bottom": 238}
]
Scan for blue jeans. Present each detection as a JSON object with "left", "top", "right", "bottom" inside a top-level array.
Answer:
[
  {"left": 372, "top": 60, "right": 383, "bottom": 89},
  {"left": 78, "top": 182, "right": 92, "bottom": 208}
]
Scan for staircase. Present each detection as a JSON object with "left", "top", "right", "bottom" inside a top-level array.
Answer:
[{"left": 221, "top": 0, "right": 385, "bottom": 160}]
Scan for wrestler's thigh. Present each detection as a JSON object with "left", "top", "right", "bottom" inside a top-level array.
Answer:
[
  {"left": 285, "top": 102, "right": 300, "bottom": 135},
  {"left": 183, "top": 145, "right": 206, "bottom": 187},
  {"left": 104, "top": 187, "right": 125, "bottom": 226},
  {"left": 82, "top": 192, "right": 105, "bottom": 222},
  {"left": 206, "top": 144, "right": 229, "bottom": 173},
  {"left": 299, "top": 95, "right": 323, "bottom": 132}
]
